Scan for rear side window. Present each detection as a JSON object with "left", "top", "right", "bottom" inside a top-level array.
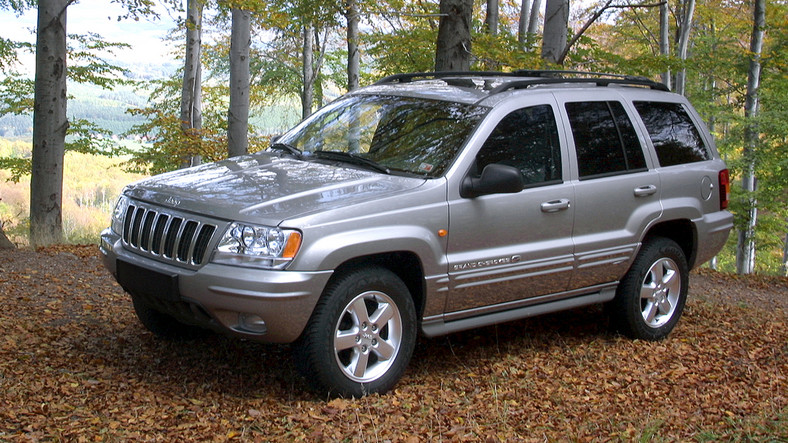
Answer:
[
  {"left": 565, "top": 101, "right": 647, "bottom": 179},
  {"left": 634, "top": 101, "right": 711, "bottom": 166}
]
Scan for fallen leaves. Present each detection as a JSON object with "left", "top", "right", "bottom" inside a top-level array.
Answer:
[{"left": 0, "top": 246, "right": 786, "bottom": 441}]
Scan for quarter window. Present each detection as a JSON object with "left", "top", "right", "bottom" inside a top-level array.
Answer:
[
  {"left": 565, "top": 101, "right": 647, "bottom": 179},
  {"left": 475, "top": 105, "right": 562, "bottom": 186},
  {"left": 634, "top": 101, "right": 711, "bottom": 166}
]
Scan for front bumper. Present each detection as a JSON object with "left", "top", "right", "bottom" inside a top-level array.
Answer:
[{"left": 100, "top": 229, "right": 333, "bottom": 343}]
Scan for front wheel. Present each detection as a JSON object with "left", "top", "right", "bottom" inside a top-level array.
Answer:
[
  {"left": 295, "top": 267, "right": 417, "bottom": 397},
  {"left": 609, "top": 237, "right": 689, "bottom": 341},
  {"left": 131, "top": 294, "right": 208, "bottom": 340}
]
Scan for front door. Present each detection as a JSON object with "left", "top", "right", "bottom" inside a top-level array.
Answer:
[{"left": 445, "top": 103, "right": 575, "bottom": 317}]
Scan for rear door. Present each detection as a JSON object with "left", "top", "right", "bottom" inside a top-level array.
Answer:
[{"left": 555, "top": 92, "right": 663, "bottom": 289}]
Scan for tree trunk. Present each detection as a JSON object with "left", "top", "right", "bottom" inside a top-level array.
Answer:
[
  {"left": 485, "top": 0, "right": 499, "bottom": 36},
  {"left": 30, "top": 0, "right": 69, "bottom": 247},
  {"left": 518, "top": 0, "right": 531, "bottom": 45},
  {"left": 228, "top": 8, "right": 250, "bottom": 158},
  {"left": 674, "top": 0, "right": 695, "bottom": 96},
  {"left": 541, "top": 0, "right": 568, "bottom": 65},
  {"left": 435, "top": 0, "right": 473, "bottom": 72},
  {"left": 736, "top": 0, "right": 765, "bottom": 275},
  {"left": 659, "top": 0, "right": 671, "bottom": 89},
  {"left": 0, "top": 224, "right": 15, "bottom": 249},
  {"left": 527, "top": 0, "right": 542, "bottom": 36},
  {"left": 346, "top": 0, "right": 360, "bottom": 91},
  {"left": 302, "top": 23, "right": 315, "bottom": 119},
  {"left": 782, "top": 221, "right": 788, "bottom": 276},
  {"left": 180, "top": 0, "right": 203, "bottom": 168}
]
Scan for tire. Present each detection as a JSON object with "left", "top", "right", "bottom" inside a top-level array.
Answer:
[
  {"left": 295, "top": 266, "right": 417, "bottom": 398},
  {"left": 609, "top": 237, "right": 689, "bottom": 341},
  {"left": 131, "top": 294, "right": 208, "bottom": 340}
]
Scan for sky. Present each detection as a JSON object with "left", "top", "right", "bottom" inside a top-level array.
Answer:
[{"left": 0, "top": 1, "right": 178, "bottom": 70}]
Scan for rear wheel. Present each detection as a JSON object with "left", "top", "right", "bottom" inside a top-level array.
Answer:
[
  {"left": 296, "top": 266, "right": 417, "bottom": 397},
  {"left": 609, "top": 237, "right": 688, "bottom": 341}
]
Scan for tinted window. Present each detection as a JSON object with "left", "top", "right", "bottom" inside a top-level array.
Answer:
[
  {"left": 565, "top": 101, "right": 647, "bottom": 178},
  {"left": 476, "top": 105, "right": 562, "bottom": 186},
  {"left": 634, "top": 101, "right": 711, "bottom": 166}
]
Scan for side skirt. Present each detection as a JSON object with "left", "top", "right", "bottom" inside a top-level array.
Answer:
[{"left": 420, "top": 285, "right": 617, "bottom": 338}]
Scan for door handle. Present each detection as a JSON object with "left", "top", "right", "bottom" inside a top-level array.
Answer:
[
  {"left": 540, "top": 199, "right": 571, "bottom": 213},
  {"left": 634, "top": 185, "right": 658, "bottom": 197}
]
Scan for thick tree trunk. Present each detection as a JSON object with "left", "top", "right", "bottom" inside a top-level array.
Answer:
[
  {"left": 736, "top": 0, "right": 765, "bottom": 275},
  {"left": 435, "top": 0, "right": 473, "bottom": 71},
  {"left": 346, "top": 0, "right": 359, "bottom": 91},
  {"left": 485, "top": 0, "right": 499, "bottom": 36},
  {"left": 228, "top": 8, "right": 250, "bottom": 158},
  {"left": 659, "top": 0, "right": 671, "bottom": 89},
  {"left": 302, "top": 23, "right": 315, "bottom": 119},
  {"left": 30, "top": 0, "right": 69, "bottom": 247},
  {"left": 674, "top": 0, "right": 695, "bottom": 96},
  {"left": 180, "top": 0, "right": 203, "bottom": 168},
  {"left": 541, "top": 0, "right": 568, "bottom": 65}
]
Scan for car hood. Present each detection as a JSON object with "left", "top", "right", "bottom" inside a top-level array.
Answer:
[{"left": 123, "top": 152, "right": 426, "bottom": 225}]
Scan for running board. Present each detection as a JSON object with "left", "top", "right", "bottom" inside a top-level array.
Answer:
[{"left": 420, "top": 289, "right": 617, "bottom": 338}]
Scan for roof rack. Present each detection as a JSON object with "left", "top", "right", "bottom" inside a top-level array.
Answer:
[
  {"left": 374, "top": 70, "right": 670, "bottom": 92},
  {"left": 374, "top": 71, "right": 523, "bottom": 84}
]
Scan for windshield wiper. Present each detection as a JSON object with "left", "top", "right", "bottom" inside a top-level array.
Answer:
[
  {"left": 312, "top": 150, "right": 390, "bottom": 174},
  {"left": 270, "top": 142, "right": 303, "bottom": 159}
]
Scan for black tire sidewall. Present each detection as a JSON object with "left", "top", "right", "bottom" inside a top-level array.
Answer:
[
  {"left": 611, "top": 237, "right": 689, "bottom": 341},
  {"left": 296, "top": 266, "right": 417, "bottom": 398},
  {"left": 131, "top": 293, "right": 207, "bottom": 340}
]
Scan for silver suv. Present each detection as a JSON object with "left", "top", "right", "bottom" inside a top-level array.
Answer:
[{"left": 100, "top": 71, "right": 733, "bottom": 397}]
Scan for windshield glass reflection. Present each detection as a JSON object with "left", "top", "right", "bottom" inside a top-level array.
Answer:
[{"left": 277, "top": 95, "right": 488, "bottom": 177}]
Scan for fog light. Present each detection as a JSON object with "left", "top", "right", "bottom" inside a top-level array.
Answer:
[{"left": 237, "top": 313, "right": 267, "bottom": 334}]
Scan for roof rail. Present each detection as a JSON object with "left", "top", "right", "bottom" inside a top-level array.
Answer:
[
  {"left": 373, "top": 70, "right": 670, "bottom": 92},
  {"left": 374, "top": 71, "right": 524, "bottom": 84},
  {"left": 484, "top": 77, "right": 671, "bottom": 96}
]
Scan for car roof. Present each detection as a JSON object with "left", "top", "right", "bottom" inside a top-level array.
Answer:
[{"left": 351, "top": 70, "right": 671, "bottom": 106}]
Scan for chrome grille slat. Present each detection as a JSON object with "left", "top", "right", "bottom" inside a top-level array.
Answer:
[{"left": 121, "top": 202, "right": 218, "bottom": 267}]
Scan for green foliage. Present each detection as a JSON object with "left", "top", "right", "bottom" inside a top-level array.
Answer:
[{"left": 0, "top": 75, "right": 34, "bottom": 115}]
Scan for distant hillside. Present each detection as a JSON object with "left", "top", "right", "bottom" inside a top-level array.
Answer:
[
  {"left": 0, "top": 74, "right": 300, "bottom": 138},
  {"left": 0, "top": 82, "right": 150, "bottom": 138}
]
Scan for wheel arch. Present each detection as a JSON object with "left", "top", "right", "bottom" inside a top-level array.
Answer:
[
  {"left": 642, "top": 219, "right": 698, "bottom": 268},
  {"left": 329, "top": 252, "right": 427, "bottom": 320}
]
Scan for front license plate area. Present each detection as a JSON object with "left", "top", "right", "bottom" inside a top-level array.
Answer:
[{"left": 116, "top": 259, "right": 180, "bottom": 302}]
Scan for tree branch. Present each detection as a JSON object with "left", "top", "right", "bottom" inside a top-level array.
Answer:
[{"left": 558, "top": 0, "right": 666, "bottom": 65}]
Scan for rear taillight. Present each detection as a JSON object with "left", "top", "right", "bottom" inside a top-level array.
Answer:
[{"left": 718, "top": 169, "right": 730, "bottom": 210}]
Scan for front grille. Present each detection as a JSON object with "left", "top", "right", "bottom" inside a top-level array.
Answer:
[{"left": 122, "top": 203, "right": 217, "bottom": 266}]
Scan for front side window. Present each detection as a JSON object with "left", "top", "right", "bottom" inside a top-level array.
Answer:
[
  {"left": 475, "top": 105, "right": 562, "bottom": 186},
  {"left": 277, "top": 95, "right": 488, "bottom": 177},
  {"left": 565, "top": 101, "right": 647, "bottom": 179},
  {"left": 634, "top": 101, "right": 711, "bottom": 166}
]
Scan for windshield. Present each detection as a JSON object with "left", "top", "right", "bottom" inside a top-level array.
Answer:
[{"left": 276, "top": 94, "right": 488, "bottom": 177}]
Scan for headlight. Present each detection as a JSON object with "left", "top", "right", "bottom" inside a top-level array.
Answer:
[
  {"left": 111, "top": 195, "right": 129, "bottom": 235},
  {"left": 212, "top": 222, "right": 302, "bottom": 270}
]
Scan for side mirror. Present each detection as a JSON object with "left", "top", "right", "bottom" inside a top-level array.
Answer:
[{"left": 460, "top": 163, "right": 524, "bottom": 198}]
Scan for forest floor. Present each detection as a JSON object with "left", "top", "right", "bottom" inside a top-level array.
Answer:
[{"left": 0, "top": 245, "right": 786, "bottom": 441}]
